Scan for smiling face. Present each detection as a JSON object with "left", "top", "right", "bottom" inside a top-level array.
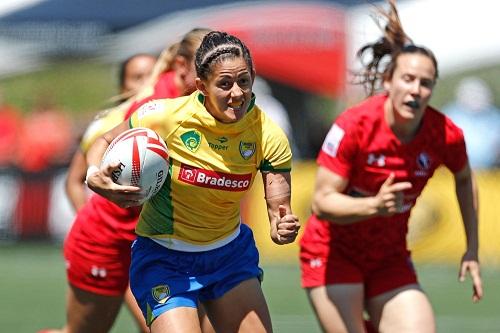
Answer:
[
  {"left": 383, "top": 53, "right": 436, "bottom": 127},
  {"left": 196, "top": 56, "right": 254, "bottom": 123}
]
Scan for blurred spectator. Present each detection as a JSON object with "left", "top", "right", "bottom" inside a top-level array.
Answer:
[
  {"left": 0, "top": 90, "right": 22, "bottom": 167},
  {"left": 442, "top": 77, "right": 500, "bottom": 169},
  {"left": 17, "top": 95, "right": 73, "bottom": 172},
  {"left": 253, "top": 76, "right": 300, "bottom": 159}
]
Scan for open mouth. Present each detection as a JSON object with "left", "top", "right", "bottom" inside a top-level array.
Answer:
[
  {"left": 229, "top": 101, "right": 244, "bottom": 112},
  {"left": 404, "top": 100, "right": 420, "bottom": 109}
]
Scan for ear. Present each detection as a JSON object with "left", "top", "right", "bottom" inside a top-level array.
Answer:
[
  {"left": 383, "top": 79, "right": 391, "bottom": 91},
  {"left": 174, "top": 56, "right": 189, "bottom": 75},
  {"left": 195, "top": 78, "right": 208, "bottom": 96}
]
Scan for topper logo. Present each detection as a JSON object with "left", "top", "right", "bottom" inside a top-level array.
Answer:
[{"left": 178, "top": 163, "right": 251, "bottom": 191}]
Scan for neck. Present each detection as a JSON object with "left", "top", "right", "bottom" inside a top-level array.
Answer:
[{"left": 384, "top": 99, "right": 422, "bottom": 143}]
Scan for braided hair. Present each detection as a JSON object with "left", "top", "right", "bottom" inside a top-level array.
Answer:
[{"left": 195, "top": 31, "right": 254, "bottom": 80}]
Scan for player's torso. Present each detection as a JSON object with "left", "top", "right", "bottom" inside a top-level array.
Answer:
[
  {"left": 347, "top": 108, "right": 447, "bottom": 213},
  {"left": 135, "top": 94, "right": 265, "bottom": 248}
]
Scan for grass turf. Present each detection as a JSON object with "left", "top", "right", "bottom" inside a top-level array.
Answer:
[{"left": 1, "top": 242, "right": 498, "bottom": 333}]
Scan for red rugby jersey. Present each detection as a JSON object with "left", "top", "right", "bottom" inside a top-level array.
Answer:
[{"left": 302, "top": 93, "right": 467, "bottom": 262}]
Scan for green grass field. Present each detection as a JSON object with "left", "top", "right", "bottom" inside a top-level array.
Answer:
[{"left": 1, "top": 242, "right": 499, "bottom": 333}]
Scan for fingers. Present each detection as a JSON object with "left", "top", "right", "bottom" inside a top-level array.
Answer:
[
  {"left": 459, "top": 261, "right": 483, "bottom": 303},
  {"left": 276, "top": 208, "right": 300, "bottom": 244},
  {"left": 279, "top": 205, "right": 287, "bottom": 219},
  {"left": 102, "top": 160, "right": 122, "bottom": 177},
  {"left": 382, "top": 172, "right": 395, "bottom": 187}
]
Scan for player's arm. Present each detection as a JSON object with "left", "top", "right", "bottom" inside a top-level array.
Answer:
[
  {"left": 65, "top": 149, "right": 88, "bottom": 211},
  {"left": 85, "top": 120, "right": 142, "bottom": 208},
  {"left": 453, "top": 163, "right": 482, "bottom": 302},
  {"left": 312, "top": 167, "right": 412, "bottom": 224},
  {"left": 262, "top": 171, "right": 299, "bottom": 245}
]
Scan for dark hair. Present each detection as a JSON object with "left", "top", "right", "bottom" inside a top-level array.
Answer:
[
  {"left": 195, "top": 31, "right": 254, "bottom": 80},
  {"left": 354, "top": 0, "right": 438, "bottom": 95},
  {"left": 118, "top": 53, "right": 155, "bottom": 90}
]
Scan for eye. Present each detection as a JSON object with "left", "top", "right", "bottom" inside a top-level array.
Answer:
[
  {"left": 218, "top": 79, "right": 232, "bottom": 90},
  {"left": 421, "top": 79, "right": 434, "bottom": 89},
  {"left": 238, "top": 77, "right": 250, "bottom": 87},
  {"left": 402, "top": 74, "right": 413, "bottom": 83}
]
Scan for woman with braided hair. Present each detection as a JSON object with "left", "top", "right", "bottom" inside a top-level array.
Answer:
[
  {"left": 299, "top": 1, "right": 482, "bottom": 332},
  {"left": 85, "top": 30, "right": 300, "bottom": 333},
  {"left": 41, "top": 28, "right": 214, "bottom": 333}
]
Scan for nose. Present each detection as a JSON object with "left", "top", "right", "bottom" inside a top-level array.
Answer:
[
  {"left": 409, "top": 80, "right": 421, "bottom": 95},
  {"left": 230, "top": 82, "right": 244, "bottom": 98}
]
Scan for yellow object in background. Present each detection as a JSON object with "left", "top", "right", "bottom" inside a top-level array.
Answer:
[{"left": 242, "top": 162, "right": 500, "bottom": 266}]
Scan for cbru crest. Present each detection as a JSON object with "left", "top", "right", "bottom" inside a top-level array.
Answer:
[
  {"left": 151, "top": 285, "right": 170, "bottom": 304},
  {"left": 239, "top": 141, "right": 256, "bottom": 160},
  {"left": 181, "top": 130, "right": 202, "bottom": 152}
]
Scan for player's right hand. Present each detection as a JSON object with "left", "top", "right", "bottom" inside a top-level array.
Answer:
[
  {"left": 373, "top": 173, "right": 412, "bottom": 216},
  {"left": 86, "top": 162, "right": 143, "bottom": 208}
]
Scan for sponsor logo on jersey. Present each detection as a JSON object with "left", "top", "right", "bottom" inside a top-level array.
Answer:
[
  {"left": 322, "top": 123, "right": 344, "bottom": 157},
  {"left": 415, "top": 152, "right": 431, "bottom": 176},
  {"left": 137, "top": 101, "right": 162, "bottom": 119},
  {"left": 216, "top": 136, "right": 228, "bottom": 144},
  {"left": 151, "top": 285, "right": 170, "bottom": 304},
  {"left": 181, "top": 130, "right": 202, "bottom": 152},
  {"left": 178, "top": 163, "right": 251, "bottom": 191},
  {"left": 367, "top": 153, "right": 386, "bottom": 167},
  {"left": 208, "top": 142, "right": 229, "bottom": 151},
  {"left": 239, "top": 141, "right": 256, "bottom": 160}
]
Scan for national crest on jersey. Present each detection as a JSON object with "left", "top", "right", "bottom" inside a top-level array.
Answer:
[
  {"left": 180, "top": 130, "right": 202, "bottom": 152},
  {"left": 239, "top": 141, "right": 256, "bottom": 160},
  {"left": 129, "top": 92, "right": 292, "bottom": 251}
]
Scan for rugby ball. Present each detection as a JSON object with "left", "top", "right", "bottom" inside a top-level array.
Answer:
[{"left": 101, "top": 127, "right": 169, "bottom": 204}]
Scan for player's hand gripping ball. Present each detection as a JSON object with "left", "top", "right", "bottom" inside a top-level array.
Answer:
[{"left": 101, "top": 127, "right": 169, "bottom": 204}]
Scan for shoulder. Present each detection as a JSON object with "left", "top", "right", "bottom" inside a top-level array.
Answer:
[
  {"left": 425, "top": 107, "right": 465, "bottom": 143},
  {"left": 335, "top": 94, "right": 386, "bottom": 131}
]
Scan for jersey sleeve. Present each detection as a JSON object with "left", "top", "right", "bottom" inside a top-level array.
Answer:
[
  {"left": 317, "top": 111, "right": 359, "bottom": 178},
  {"left": 259, "top": 116, "right": 292, "bottom": 173},
  {"left": 79, "top": 108, "right": 124, "bottom": 154},
  {"left": 129, "top": 99, "right": 169, "bottom": 131},
  {"left": 443, "top": 120, "right": 468, "bottom": 173}
]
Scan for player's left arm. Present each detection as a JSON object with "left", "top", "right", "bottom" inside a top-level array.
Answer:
[
  {"left": 262, "top": 171, "right": 300, "bottom": 245},
  {"left": 453, "top": 163, "right": 483, "bottom": 302}
]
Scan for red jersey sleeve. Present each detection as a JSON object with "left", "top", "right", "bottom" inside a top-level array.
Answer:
[
  {"left": 317, "top": 111, "right": 359, "bottom": 178},
  {"left": 443, "top": 119, "right": 468, "bottom": 173}
]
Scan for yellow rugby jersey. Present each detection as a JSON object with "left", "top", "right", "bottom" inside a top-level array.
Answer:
[
  {"left": 80, "top": 107, "right": 127, "bottom": 153},
  {"left": 129, "top": 91, "right": 292, "bottom": 251}
]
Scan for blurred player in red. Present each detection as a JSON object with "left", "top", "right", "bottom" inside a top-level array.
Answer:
[
  {"left": 42, "top": 28, "right": 212, "bottom": 333},
  {"left": 299, "top": 1, "right": 482, "bottom": 332}
]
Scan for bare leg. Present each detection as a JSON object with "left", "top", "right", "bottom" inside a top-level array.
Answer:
[
  {"left": 65, "top": 284, "right": 124, "bottom": 333},
  {"left": 306, "top": 284, "right": 366, "bottom": 333},
  {"left": 203, "top": 278, "right": 272, "bottom": 333},
  {"left": 150, "top": 307, "right": 201, "bottom": 333},
  {"left": 124, "top": 284, "right": 149, "bottom": 333},
  {"left": 366, "top": 284, "right": 435, "bottom": 333}
]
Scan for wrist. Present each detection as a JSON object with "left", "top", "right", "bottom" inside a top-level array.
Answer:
[{"left": 85, "top": 165, "right": 100, "bottom": 184}]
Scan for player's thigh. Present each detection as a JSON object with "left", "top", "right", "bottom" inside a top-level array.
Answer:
[
  {"left": 123, "top": 285, "right": 149, "bottom": 333},
  {"left": 307, "top": 284, "right": 366, "bottom": 333},
  {"left": 150, "top": 306, "right": 201, "bottom": 333},
  {"left": 203, "top": 277, "right": 272, "bottom": 333},
  {"left": 366, "top": 284, "right": 435, "bottom": 333},
  {"left": 66, "top": 284, "right": 124, "bottom": 333}
]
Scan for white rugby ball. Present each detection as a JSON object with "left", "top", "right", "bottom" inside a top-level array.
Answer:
[{"left": 101, "top": 127, "right": 169, "bottom": 204}]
